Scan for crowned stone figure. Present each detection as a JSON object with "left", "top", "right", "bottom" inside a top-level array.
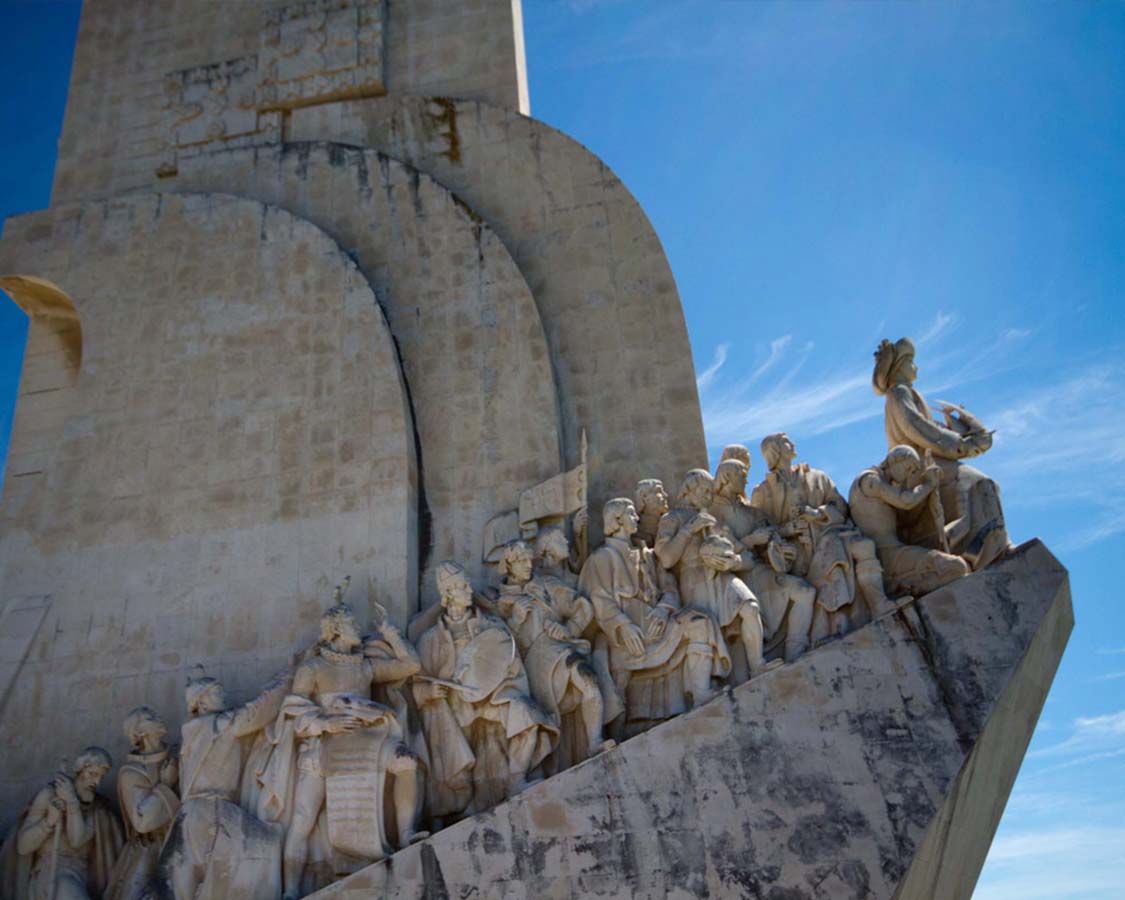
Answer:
[{"left": 264, "top": 590, "right": 426, "bottom": 899}]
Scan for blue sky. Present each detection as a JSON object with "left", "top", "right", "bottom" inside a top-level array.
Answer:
[{"left": 2, "top": 1, "right": 1123, "bottom": 895}]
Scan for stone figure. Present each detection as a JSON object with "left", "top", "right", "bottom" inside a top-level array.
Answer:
[
  {"left": 633, "top": 478, "right": 670, "bottom": 549},
  {"left": 152, "top": 670, "right": 289, "bottom": 900},
  {"left": 849, "top": 446, "right": 971, "bottom": 596},
  {"left": 533, "top": 525, "right": 580, "bottom": 588},
  {"left": 751, "top": 433, "right": 895, "bottom": 641},
  {"left": 1, "top": 749, "right": 122, "bottom": 900},
  {"left": 104, "top": 708, "right": 179, "bottom": 900},
  {"left": 719, "top": 444, "right": 752, "bottom": 467},
  {"left": 873, "top": 336, "right": 1010, "bottom": 570},
  {"left": 654, "top": 469, "right": 720, "bottom": 604},
  {"left": 579, "top": 499, "right": 729, "bottom": 737},
  {"left": 694, "top": 533, "right": 773, "bottom": 684},
  {"left": 414, "top": 561, "right": 558, "bottom": 824},
  {"left": 267, "top": 597, "right": 426, "bottom": 899},
  {"left": 494, "top": 541, "right": 611, "bottom": 773},
  {"left": 709, "top": 458, "right": 815, "bottom": 663}
]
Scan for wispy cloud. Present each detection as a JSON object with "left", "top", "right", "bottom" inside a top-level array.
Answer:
[
  {"left": 695, "top": 342, "right": 729, "bottom": 391},
  {"left": 985, "top": 360, "right": 1125, "bottom": 551},
  {"left": 699, "top": 312, "right": 1037, "bottom": 450},
  {"left": 1028, "top": 710, "right": 1125, "bottom": 772},
  {"left": 976, "top": 825, "right": 1125, "bottom": 900},
  {"left": 749, "top": 335, "right": 792, "bottom": 385},
  {"left": 916, "top": 310, "right": 959, "bottom": 346},
  {"left": 1088, "top": 671, "right": 1125, "bottom": 683}
]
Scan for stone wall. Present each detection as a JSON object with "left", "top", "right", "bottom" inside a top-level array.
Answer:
[
  {"left": 166, "top": 142, "right": 564, "bottom": 605},
  {"left": 0, "top": 192, "right": 416, "bottom": 815},
  {"left": 290, "top": 96, "right": 709, "bottom": 520},
  {"left": 51, "top": 0, "right": 529, "bottom": 204}
]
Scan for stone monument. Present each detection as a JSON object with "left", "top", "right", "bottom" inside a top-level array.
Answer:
[{"left": 0, "top": 3, "right": 1070, "bottom": 899}]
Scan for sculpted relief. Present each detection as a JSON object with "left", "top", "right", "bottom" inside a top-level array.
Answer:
[{"left": 0, "top": 335, "right": 1014, "bottom": 899}]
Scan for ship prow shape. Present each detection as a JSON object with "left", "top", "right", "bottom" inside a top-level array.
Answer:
[{"left": 308, "top": 539, "right": 1071, "bottom": 899}]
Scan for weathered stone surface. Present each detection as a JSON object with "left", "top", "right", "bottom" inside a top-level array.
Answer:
[
  {"left": 305, "top": 540, "right": 1070, "bottom": 900},
  {"left": 166, "top": 141, "right": 563, "bottom": 605},
  {"left": 289, "top": 96, "right": 708, "bottom": 528},
  {"left": 0, "top": 192, "right": 416, "bottom": 815},
  {"left": 51, "top": 0, "right": 529, "bottom": 203}
]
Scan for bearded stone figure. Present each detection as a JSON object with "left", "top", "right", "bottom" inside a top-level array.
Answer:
[
  {"left": 414, "top": 561, "right": 558, "bottom": 825},
  {"left": 104, "top": 708, "right": 179, "bottom": 900},
  {"left": 709, "top": 458, "right": 815, "bottom": 664},
  {"left": 579, "top": 498, "right": 729, "bottom": 737},
  {"left": 873, "top": 336, "right": 1011, "bottom": 570},
  {"left": 494, "top": 540, "right": 612, "bottom": 773},
  {"left": 1, "top": 748, "right": 122, "bottom": 900},
  {"left": 751, "top": 433, "right": 896, "bottom": 641}
]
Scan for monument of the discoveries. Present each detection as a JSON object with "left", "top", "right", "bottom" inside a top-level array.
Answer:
[{"left": 0, "top": 3, "right": 1071, "bottom": 899}]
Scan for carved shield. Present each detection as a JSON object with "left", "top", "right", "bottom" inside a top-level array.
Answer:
[
  {"left": 453, "top": 627, "right": 516, "bottom": 704},
  {"left": 321, "top": 730, "right": 388, "bottom": 861}
]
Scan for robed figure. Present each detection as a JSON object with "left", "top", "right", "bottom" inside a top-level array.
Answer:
[
  {"left": 105, "top": 708, "right": 179, "bottom": 900},
  {"left": 579, "top": 498, "right": 729, "bottom": 738},
  {"left": 414, "top": 561, "right": 558, "bottom": 825},
  {"left": 1, "top": 748, "right": 122, "bottom": 900}
]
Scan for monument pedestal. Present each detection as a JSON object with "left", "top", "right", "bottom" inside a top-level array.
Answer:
[{"left": 306, "top": 540, "right": 1070, "bottom": 900}]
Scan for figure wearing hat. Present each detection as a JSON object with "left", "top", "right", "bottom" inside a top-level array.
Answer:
[
  {"left": 149, "top": 667, "right": 289, "bottom": 900},
  {"left": 873, "top": 337, "right": 1010, "bottom": 571}
]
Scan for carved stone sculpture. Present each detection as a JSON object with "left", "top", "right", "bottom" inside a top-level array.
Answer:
[
  {"left": 579, "top": 499, "right": 729, "bottom": 737},
  {"left": 709, "top": 458, "right": 815, "bottom": 663},
  {"left": 695, "top": 533, "right": 773, "bottom": 683},
  {"left": 654, "top": 469, "right": 721, "bottom": 603},
  {"left": 719, "top": 444, "right": 752, "bottom": 468},
  {"left": 152, "top": 671, "right": 288, "bottom": 900},
  {"left": 849, "top": 446, "right": 971, "bottom": 596},
  {"left": 494, "top": 541, "right": 611, "bottom": 773},
  {"left": 752, "top": 433, "right": 895, "bottom": 641},
  {"left": 269, "top": 597, "right": 426, "bottom": 899},
  {"left": 414, "top": 562, "right": 558, "bottom": 824},
  {"left": 104, "top": 708, "right": 179, "bottom": 900},
  {"left": 874, "top": 337, "right": 1011, "bottom": 570},
  {"left": 2, "top": 748, "right": 122, "bottom": 900},
  {"left": 532, "top": 526, "right": 580, "bottom": 588},
  {"left": 633, "top": 479, "right": 670, "bottom": 549}
]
